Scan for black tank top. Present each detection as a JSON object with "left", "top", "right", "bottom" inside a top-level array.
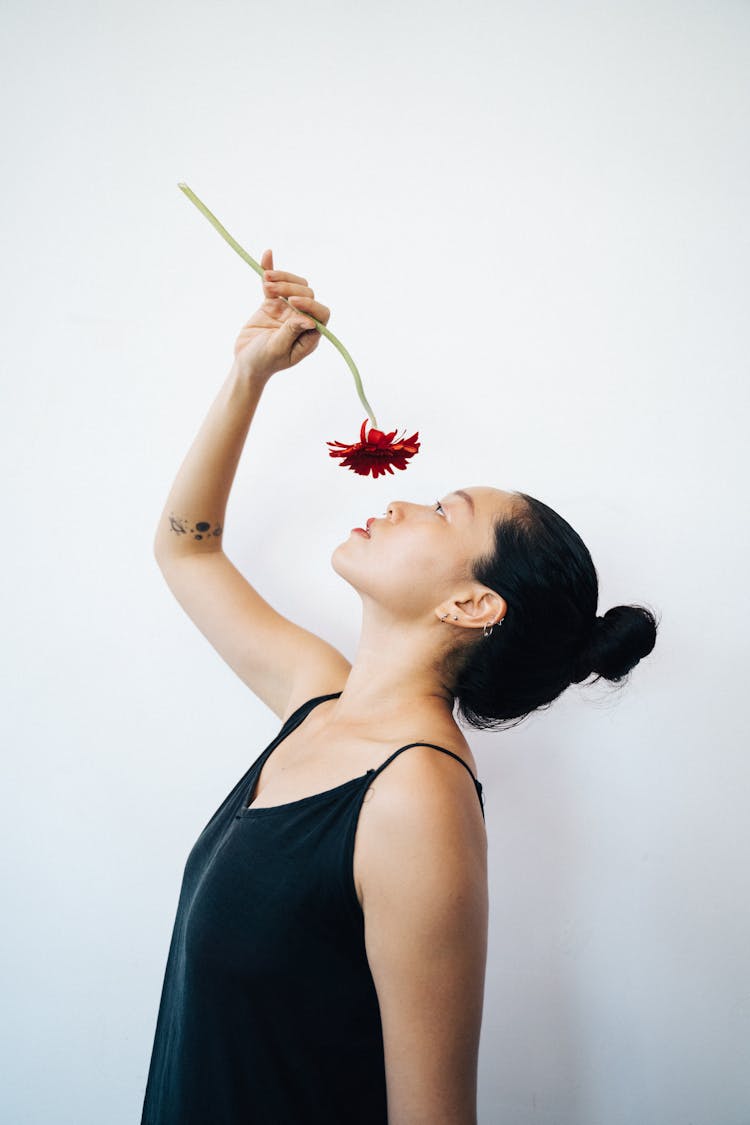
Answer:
[{"left": 140, "top": 691, "right": 485, "bottom": 1124}]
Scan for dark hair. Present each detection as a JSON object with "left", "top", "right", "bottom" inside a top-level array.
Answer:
[{"left": 447, "top": 491, "right": 660, "bottom": 731}]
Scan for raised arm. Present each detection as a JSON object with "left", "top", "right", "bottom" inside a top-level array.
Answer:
[{"left": 153, "top": 251, "right": 351, "bottom": 721}]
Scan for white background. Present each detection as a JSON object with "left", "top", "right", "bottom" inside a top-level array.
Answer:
[{"left": 2, "top": 2, "right": 748, "bottom": 1122}]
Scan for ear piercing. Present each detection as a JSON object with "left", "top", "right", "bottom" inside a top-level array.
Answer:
[{"left": 439, "top": 614, "right": 505, "bottom": 637}]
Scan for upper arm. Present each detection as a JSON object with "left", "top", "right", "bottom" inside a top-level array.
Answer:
[
  {"left": 154, "top": 550, "right": 351, "bottom": 721},
  {"left": 360, "top": 753, "right": 489, "bottom": 1125}
]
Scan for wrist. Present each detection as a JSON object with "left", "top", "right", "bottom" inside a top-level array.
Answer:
[{"left": 230, "top": 356, "right": 271, "bottom": 390}]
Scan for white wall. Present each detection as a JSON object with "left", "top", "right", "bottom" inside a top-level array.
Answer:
[{"left": 3, "top": 2, "right": 748, "bottom": 1122}]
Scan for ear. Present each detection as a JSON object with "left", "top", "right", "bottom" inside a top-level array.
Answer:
[{"left": 435, "top": 587, "right": 507, "bottom": 629}]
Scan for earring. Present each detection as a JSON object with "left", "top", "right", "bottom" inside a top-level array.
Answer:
[{"left": 483, "top": 617, "right": 504, "bottom": 638}]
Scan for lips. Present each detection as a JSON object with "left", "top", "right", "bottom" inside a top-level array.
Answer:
[{"left": 351, "top": 517, "right": 377, "bottom": 538}]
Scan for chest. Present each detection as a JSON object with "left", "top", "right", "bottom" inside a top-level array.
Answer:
[
  {"left": 244, "top": 718, "right": 477, "bottom": 912},
  {"left": 246, "top": 723, "right": 474, "bottom": 812}
]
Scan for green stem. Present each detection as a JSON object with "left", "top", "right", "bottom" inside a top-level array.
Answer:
[{"left": 177, "top": 183, "right": 378, "bottom": 429}]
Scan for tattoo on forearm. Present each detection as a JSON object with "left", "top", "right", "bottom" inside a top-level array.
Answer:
[{"left": 168, "top": 513, "right": 223, "bottom": 542}]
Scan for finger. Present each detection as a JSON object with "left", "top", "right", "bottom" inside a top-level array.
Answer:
[
  {"left": 263, "top": 279, "right": 314, "bottom": 300},
  {"left": 288, "top": 315, "right": 316, "bottom": 335},
  {"left": 287, "top": 294, "right": 330, "bottom": 325},
  {"left": 263, "top": 269, "right": 309, "bottom": 286},
  {"left": 284, "top": 301, "right": 314, "bottom": 328},
  {"left": 286, "top": 305, "right": 317, "bottom": 331}
]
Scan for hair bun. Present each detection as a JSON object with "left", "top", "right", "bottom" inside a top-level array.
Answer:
[{"left": 571, "top": 604, "right": 658, "bottom": 684}]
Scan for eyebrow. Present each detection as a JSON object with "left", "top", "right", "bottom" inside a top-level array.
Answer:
[{"left": 448, "top": 490, "right": 475, "bottom": 517}]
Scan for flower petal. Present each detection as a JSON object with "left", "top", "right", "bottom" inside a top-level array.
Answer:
[{"left": 326, "top": 419, "right": 421, "bottom": 478}]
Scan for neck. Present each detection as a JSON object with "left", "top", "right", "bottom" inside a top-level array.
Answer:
[{"left": 323, "top": 600, "right": 455, "bottom": 731}]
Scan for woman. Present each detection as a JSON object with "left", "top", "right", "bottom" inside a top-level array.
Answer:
[{"left": 142, "top": 252, "right": 658, "bottom": 1125}]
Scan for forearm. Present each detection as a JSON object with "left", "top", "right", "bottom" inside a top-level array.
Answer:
[{"left": 153, "top": 362, "right": 267, "bottom": 562}]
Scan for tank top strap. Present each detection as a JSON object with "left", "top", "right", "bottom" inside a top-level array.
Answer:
[
  {"left": 276, "top": 690, "right": 343, "bottom": 739},
  {"left": 368, "top": 742, "right": 485, "bottom": 817}
]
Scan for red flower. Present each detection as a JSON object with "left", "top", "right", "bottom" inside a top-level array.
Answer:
[{"left": 326, "top": 418, "right": 421, "bottom": 479}]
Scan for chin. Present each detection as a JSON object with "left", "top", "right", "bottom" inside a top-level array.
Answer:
[
  {"left": 330, "top": 542, "right": 367, "bottom": 591},
  {"left": 330, "top": 542, "right": 350, "bottom": 577}
]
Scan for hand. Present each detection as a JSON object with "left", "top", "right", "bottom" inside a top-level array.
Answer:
[{"left": 231, "top": 248, "right": 331, "bottom": 382}]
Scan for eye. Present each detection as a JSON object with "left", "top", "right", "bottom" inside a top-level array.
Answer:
[{"left": 434, "top": 500, "right": 446, "bottom": 517}]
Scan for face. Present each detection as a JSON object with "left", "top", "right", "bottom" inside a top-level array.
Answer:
[{"left": 331, "top": 486, "right": 518, "bottom": 625}]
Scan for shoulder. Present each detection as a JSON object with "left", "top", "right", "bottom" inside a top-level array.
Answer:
[
  {"left": 368, "top": 721, "right": 481, "bottom": 800},
  {"left": 360, "top": 754, "right": 488, "bottom": 970},
  {"left": 364, "top": 738, "right": 484, "bottom": 837},
  {"left": 358, "top": 728, "right": 487, "bottom": 902}
]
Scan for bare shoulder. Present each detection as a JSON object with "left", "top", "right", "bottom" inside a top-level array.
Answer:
[
  {"left": 354, "top": 721, "right": 486, "bottom": 905},
  {"left": 359, "top": 731, "right": 488, "bottom": 901},
  {"left": 371, "top": 719, "right": 481, "bottom": 790},
  {"left": 361, "top": 729, "right": 484, "bottom": 839}
]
